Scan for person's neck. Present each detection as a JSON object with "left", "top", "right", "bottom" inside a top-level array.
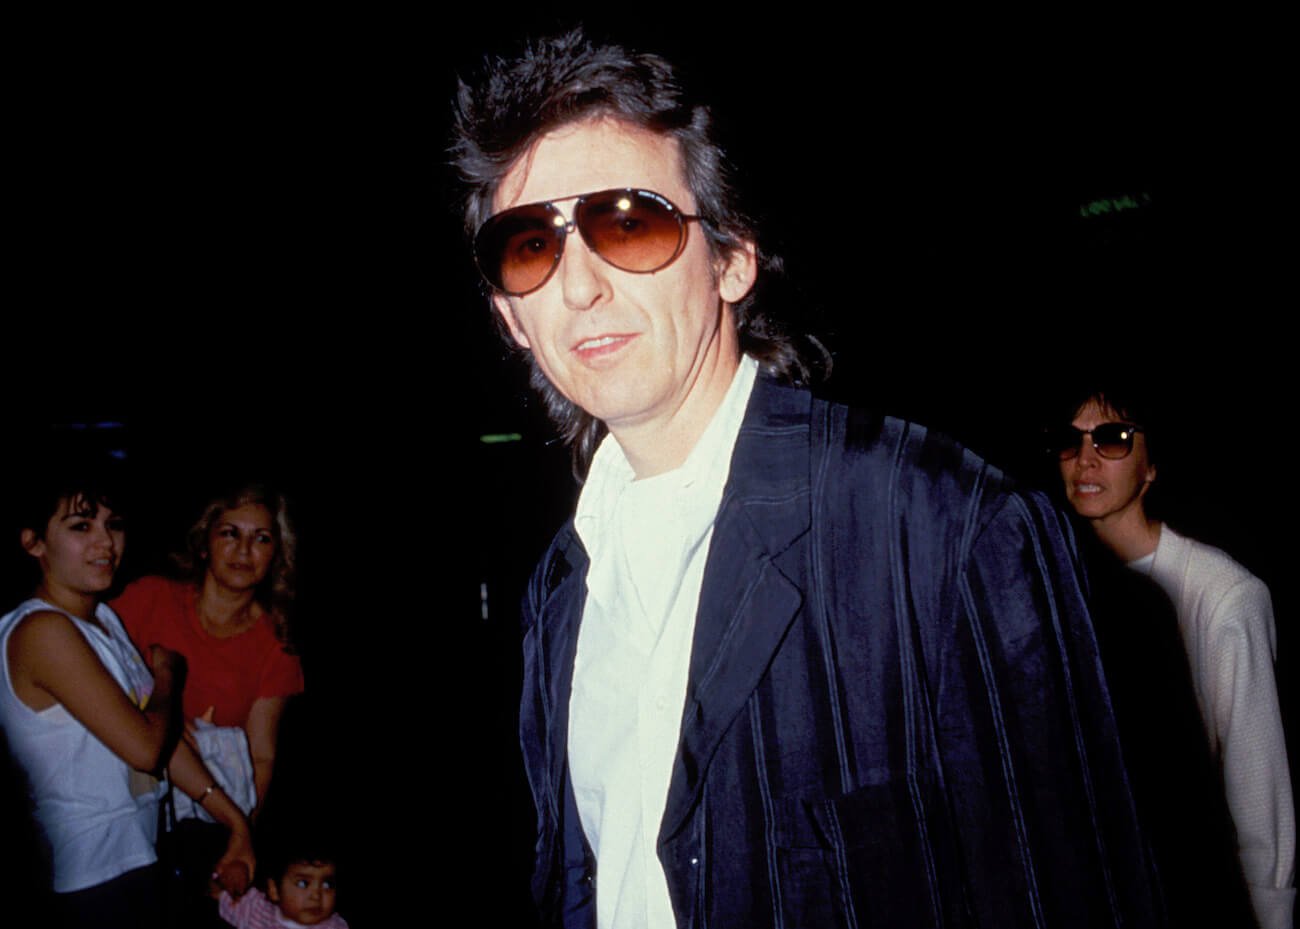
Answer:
[
  {"left": 34, "top": 582, "right": 98, "bottom": 623},
  {"left": 611, "top": 349, "right": 743, "bottom": 480},
  {"left": 197, "top": 575, "right": 259, "bottom": 633},
  {"left": 1092, "top": 509, "right": 1161, "bottom": 563}
]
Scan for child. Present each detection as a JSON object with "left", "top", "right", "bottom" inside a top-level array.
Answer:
[{"left": 218, "top": 840, "right": 348, "bottom": 928}]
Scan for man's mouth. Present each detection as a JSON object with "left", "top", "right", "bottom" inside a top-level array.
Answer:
[{"left": 574, "top": 333, "right": 636, "bottom": 356}]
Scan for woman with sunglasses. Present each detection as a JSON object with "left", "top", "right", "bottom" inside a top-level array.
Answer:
[
  {"left": 1052, "top": 389, "right": 1295, "bottom": 929},
  {"left": 0, "top": 457, "right": 254, "bottom": 927}
]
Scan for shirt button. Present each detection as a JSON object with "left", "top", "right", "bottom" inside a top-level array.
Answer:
[{"left": 690, "top": 857, "right": 699, "bottom": 867}]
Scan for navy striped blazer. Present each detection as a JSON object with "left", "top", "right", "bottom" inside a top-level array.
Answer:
[{"left": 520, "top": 377, "right": 1161, "bottom": 928}]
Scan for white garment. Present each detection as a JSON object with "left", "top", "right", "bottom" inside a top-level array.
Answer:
[
  {"left": 0, "top": 599, "right": 163, "bottom": 892},
  {"left": 569, "top": 355, "right": 758, "bottom": 929},
  {"left": 171, "top": 717, "right": 256, "bottom": 823},
  {"left": 1137, "top": 525, "right": 1296, "bottom": 929}
]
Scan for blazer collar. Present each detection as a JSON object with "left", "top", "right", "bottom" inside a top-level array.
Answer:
[{"left": 661, "top": 376, "right": 815, "bottom": 842}]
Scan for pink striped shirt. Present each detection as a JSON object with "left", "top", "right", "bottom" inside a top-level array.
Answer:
[{"left": 218, "top": 888, "right": 349, "bottom": 928}]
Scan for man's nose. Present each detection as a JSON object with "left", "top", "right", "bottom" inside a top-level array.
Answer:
[{"left": 559, "top": 227, "right": 611, "bottom": 312}]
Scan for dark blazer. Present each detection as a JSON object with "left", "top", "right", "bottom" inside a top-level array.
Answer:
[{"left": 520, "top": 377, "right": 1161, "bottom": 928}]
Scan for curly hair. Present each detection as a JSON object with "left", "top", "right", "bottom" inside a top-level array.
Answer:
[
  {"left": 171, "top": 483, "right": 297, "bottom": 645},
  {"left": 452, "top": 29, "right": 826, "bottom": 474}
]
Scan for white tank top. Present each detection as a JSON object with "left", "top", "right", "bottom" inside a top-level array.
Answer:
[{"left": 0, "top": 599, "right": 163, "bottom": 892}]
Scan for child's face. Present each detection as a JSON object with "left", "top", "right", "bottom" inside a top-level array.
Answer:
[{"left": 268, "top": 861, "right": 337, "bottom": 926}]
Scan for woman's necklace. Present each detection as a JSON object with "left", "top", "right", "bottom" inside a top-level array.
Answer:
[{"left": 196, "top": 598, "right": 258, "bottom": 639}]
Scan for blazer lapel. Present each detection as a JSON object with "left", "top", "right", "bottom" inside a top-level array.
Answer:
[
  {"left": 660, "top": 378, "right": 816, "bottom": 842},
  {"left": 535, "top": 530, "right": 590, "bottom": 811}
]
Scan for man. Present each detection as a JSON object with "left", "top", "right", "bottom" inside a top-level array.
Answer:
[
  {"left": 456, "top": 31, "right": 1160, "bottom": 928},
  {"left": 1051, "top": 387, "right": 1295, "bottom": 929}
]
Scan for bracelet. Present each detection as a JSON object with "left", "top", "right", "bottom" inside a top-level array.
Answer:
[{"left": 196, "top": 783, "right": 218, "bottom": 806}]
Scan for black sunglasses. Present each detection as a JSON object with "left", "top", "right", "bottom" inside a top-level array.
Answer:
[
  {"left": 1047, "top": 422, "right": 1145, "bottom": 461},
  {"left": 473, "top": 188, "right": 706, "bottom": 296}
]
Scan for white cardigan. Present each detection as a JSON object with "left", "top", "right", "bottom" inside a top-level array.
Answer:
[{"left": 1141, "top": 524, "right": 1295, "bottom": 928}]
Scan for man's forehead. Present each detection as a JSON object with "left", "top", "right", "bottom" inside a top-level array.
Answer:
[{"left": 493, "top": 117, "right": 690, "bottom": 214}]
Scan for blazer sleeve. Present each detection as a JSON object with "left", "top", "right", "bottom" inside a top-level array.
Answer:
[{"left": 938, "top": 487, "right": 1162, "bottom": 928}]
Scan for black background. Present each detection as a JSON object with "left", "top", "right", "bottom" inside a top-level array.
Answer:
[{"left": 3, "top": 12, "right": 1290, "bottom": 925}]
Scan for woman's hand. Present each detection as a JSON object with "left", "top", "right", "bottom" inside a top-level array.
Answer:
[
  {"left": 148, "top": 643, "right": 183, "bottom": 677},
  {"left": 213, "top": 826, "right": 255, "bottom": 897}
]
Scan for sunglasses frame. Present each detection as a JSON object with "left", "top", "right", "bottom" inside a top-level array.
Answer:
[
  {"left": 473, "top": 187, "right": 706, "bottom": 296},
  {"left": 1049, "top": 422, "right": 1145, "bottom": 461}
]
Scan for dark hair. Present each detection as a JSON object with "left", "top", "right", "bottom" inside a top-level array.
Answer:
[
  {"left": 170, "top": 482, "right": 297, "bottom": 644},
  {"left": 1059, "top": 384, "right": 1159, "bottom": 468},
  {"left": 452, "top": 29, "right": 826, "bottom": 474},
  {"left": 15, "top": 453, "right": 128, "bottom": 542},
  {"left": 261, "top": 833, "right": 340, "bottom": 885}
]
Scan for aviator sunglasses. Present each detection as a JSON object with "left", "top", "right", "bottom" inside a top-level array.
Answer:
[
  {"left": 1047, "top": 422, "right": 1145, "bottom": 461},
  {"left": 474, "top": 188, "right": 706, "bottom": 296}
]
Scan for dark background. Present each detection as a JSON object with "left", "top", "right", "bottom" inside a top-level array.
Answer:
[{"left": 3, "top": 13, "right": 1289, "bottom": 925}]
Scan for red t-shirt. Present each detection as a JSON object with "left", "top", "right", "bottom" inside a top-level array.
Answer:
[{"left": 112, "top": 576, "right": 304, "bottom": 727}]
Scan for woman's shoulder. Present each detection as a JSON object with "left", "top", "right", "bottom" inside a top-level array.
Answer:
[
  {"left": 114, "top": 575, "right": 194, "bottom": 616},
  {"left": 1, "top": 600, "right": 96, "bottom": 643},
  {"left": 247, "top": 611, "right": 295, "bottom": 655},
  {"left": 111, "top": 576, "right": 199, "bottom": 651},
  {"left": 121, "top": 574, "right": 190, "bottom": 599}
]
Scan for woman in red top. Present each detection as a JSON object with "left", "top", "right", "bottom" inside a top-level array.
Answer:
[{"left": 113, "top": 483, "right": 304, "bottom": 815}]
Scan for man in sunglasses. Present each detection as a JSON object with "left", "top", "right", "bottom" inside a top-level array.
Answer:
[
  {"left": 1052, "top": 389, "right": 1295, "bottom": 929},
  {"left": 456, "top": 30, "right": 1161, "bottom": 928}
]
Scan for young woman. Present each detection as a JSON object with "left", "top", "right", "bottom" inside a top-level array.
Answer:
[{"left": 0, "top": 463, "right": 254, "bottom": 927}]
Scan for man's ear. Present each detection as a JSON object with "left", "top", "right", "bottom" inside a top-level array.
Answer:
[
  {"left": 20, "top": 529, "right": 43, "bottom": 559},
  {"left": 717, "top": 239, "right": 758, "bottom": 305},
  {"left": 492, "top": 295, "right": 531, "bottom": 350}
]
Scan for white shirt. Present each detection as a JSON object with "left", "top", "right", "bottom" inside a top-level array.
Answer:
[
  {"left": 1132, "top": 524, "right": 1296, "bottom": 929},
  {"left": 0, "top": 600, "right": 162, "bottom": 892},
  {"left": 568, "top": 356, "right": 758, "bottom": 929}
]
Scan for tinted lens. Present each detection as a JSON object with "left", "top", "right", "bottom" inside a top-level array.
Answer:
[
  {"left": 1049, "top": 423, "right": 1137, "bottom": 460},
  {"left": 1091, "top": 423, "right": 1136, "bottom": 459},
  {"left": 575, "top": 190, "right": 685, "bottom": 273},
  {"left": 1049, "top": 427, "right": 1085, "bottom": 460},
  {"left": 474, "top": 204, "right": 563, "bottom": 295}
]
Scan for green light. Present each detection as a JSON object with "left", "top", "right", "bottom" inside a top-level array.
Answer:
[
  {"left": 480, "top": 433, "right": 523, "bottom": 444},
  {"left": 1079, "top": 193, "right": 1151, "bottom": 219}
]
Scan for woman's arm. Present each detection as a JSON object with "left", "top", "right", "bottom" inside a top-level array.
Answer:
[
  {"left": 167, "top": 736, "right": 255, "bottom": 894},
  {"left": 245, "top": 695, "right": 287, "bottom": 814},
  {"left": 9, "top": 611, "right": 255, "bottom": 893},
  {"left": 7, "top": 610, "right": 180, "bottom": 772}
]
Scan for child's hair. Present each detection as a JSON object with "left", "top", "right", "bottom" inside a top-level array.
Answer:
[{"left": 261, "top": 833, "right": 341, "bottom": 885}]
